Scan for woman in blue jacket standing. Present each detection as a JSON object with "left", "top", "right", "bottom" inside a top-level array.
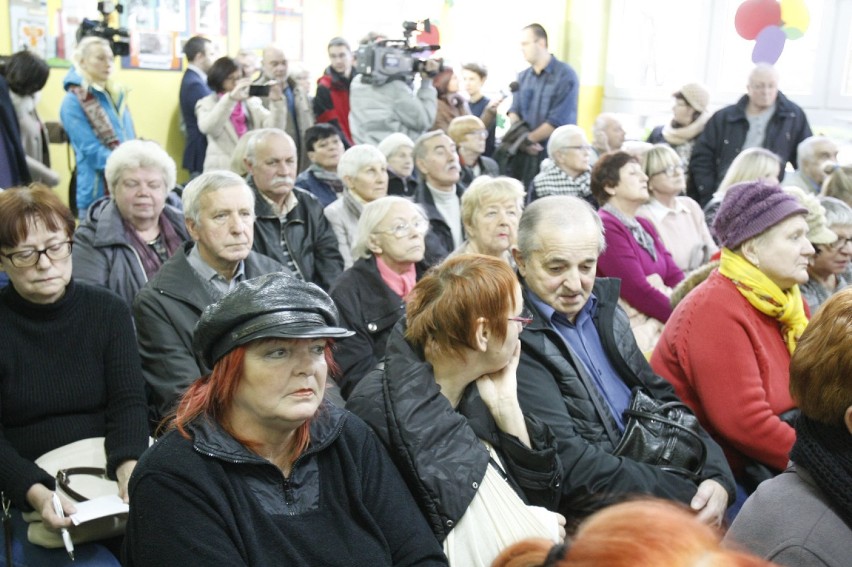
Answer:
[{"left": 60, "top": 37, "right": 135, "bottom": 218}]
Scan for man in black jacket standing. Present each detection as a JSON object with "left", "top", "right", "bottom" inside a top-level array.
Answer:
[
  {"left": 689, "top": 64, "right": 811, "bottom": 206},
  {"left": 511, "top": 196, "right": 735, "bottom": 527},
  {"left": 243, "top": 128, "right": 343, "bottom": 290}
]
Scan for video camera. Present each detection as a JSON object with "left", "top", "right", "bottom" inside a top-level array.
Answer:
[
  {"left": 76, "top": 1, "right": 130, "bottom": 57},
  {"left": 355, "top": 19, "right": 443, "bottom": 86}
]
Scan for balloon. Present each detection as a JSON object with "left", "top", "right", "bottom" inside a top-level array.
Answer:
[
  {"left": 752, "top": 25, "right": 786, "bottom": 64},
  {"left": 781, "top": 0, "right": 810, "bottom": 34},
  {"left": 735, "top": 0, "right": 782, "bottom": 40},
  {"left": 782, "top": 26, "right": 804, "bottom": 40}
]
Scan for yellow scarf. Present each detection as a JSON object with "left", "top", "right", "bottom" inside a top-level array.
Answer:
[{"left": 718, "top": 248, "right": 808, "bottom": 354}]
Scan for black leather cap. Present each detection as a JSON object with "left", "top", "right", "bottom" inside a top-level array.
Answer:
[{"left": 193, "top": 273, "right": 353, "bottom": 368}]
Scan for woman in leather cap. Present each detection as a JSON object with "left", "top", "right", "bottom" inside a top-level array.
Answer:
[{"left": 124, "top": 273, "right": 446, "bottom": 566}]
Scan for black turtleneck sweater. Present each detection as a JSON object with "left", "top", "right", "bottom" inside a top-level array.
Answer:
[{"left": 0, "top": 279, "right": 149, "bottom": 510}]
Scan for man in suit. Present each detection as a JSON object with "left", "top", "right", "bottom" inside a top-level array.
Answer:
[{"left": 179, "top": 36, "right": 216, "bottom": 179}]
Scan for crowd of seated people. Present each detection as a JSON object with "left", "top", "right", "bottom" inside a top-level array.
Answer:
[{"left": 2, "top": 18, "right": 852, "bottom": 567}]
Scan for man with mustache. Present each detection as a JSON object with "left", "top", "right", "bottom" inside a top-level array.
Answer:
[
  {"left": 133, "top": 171, "right": 287, "bottom": 427},
  {"left": 412, "top": 130, "right": 464, "bottom": 265},
  {"left": 512, "top": 195, "right": 735, "bottom": 529},
  {"left": 244, "top": 128, "right": 344, "bottom": 290}
]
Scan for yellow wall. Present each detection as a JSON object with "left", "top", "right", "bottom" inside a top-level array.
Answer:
[{"left": 2, "top": 0, "right": 607, "bottom": 202}]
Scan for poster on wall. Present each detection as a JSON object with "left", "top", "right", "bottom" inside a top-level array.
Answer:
[{"left": 9, "top": 0, "right": 49, "bottom": 57}]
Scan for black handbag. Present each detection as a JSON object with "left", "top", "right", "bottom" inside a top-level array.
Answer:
[{"left": 612, "top": 388, "right": 707, "bottom": 481}]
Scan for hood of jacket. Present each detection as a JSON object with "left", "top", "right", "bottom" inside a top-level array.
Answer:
[
  {"left": 81, "top": 196, "right": 188, "bottom": 248},
  {"left": 63, "top": 66, "right": 84, "bottom": 90}
]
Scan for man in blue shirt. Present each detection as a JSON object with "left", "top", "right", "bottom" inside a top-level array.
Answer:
[
  {"left": 511, "top": 195, "right": 735, "bottom": 527},
  {"left": 508, "top": 24, "right": 579, "bottom": 160}
]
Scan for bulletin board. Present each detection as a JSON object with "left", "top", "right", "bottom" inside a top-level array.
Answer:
[{"left": 19, "top": 0, "right": 227, "bottom": 69}]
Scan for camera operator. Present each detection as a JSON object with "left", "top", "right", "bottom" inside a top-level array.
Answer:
[{"left": 349, "top": 54, "right": 440, "bottom": 146}]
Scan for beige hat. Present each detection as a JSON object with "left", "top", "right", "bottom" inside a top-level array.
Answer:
[
  {"left": 783, "top": 185, "right": 838, "bottom": 245},
  {"left": 677, "top": 83, "right": 710, "bottom": 113}
]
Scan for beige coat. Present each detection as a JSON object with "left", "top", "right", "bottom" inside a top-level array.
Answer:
[{"left": 196, "top": 93, "right": 286, "bottom": 172}]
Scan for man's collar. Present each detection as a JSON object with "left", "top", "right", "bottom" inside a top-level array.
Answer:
[
  {"left": 187, "top": 64, "right": 207, "bottom": 83},
  {"left": 533, "top": 53, "right": 555, "bottom": 74},
  {"left": 249, "top": 177, "right": 299, "bottom": 216}
]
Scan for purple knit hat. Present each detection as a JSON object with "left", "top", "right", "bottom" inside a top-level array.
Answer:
[{"left": 713, "top": 181, "right": 808, "bottom": 249}]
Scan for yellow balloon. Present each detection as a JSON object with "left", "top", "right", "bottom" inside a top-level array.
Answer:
[{"left": 781, "top": 0, "right": 810, "bottom": 33}]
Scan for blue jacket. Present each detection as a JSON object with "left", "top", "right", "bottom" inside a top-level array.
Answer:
[
  {"left": 179, "top": 68, "right": 211, "bottom": 174},
  {"left": 60, "top": 68, "right": 135, "bottom": 215}
]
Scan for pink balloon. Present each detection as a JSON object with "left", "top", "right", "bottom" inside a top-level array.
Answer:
[
  {"left": 752, "top": 25, "right": 786, "bottom": 64},
  {"left": 735, "top": 0, "right": 782, "bottom": 40}
]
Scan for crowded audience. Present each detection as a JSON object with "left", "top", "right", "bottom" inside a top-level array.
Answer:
[{"left": 7, "top": 16, "right": 852, "bottom": 567}]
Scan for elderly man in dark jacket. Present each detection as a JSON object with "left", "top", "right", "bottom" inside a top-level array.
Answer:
[
  {"left": 512, "top": 195, "right": 735, "bottom": 527},
  {"left": 689, "top": 64, "right": 811, "bottom": 206},
  {"left": 244, "top": 128, "right": 343, "bottom": 290},
  {"left": 133, "top": 171, "right": 286, "bottom": 426}
]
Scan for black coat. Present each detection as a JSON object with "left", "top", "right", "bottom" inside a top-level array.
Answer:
[
  {"left": 329, "top": 256, "right": 426, "bottom": 399},
  {"left": 248, "top": 179, "right": 344, "bottom": 290},
  {"left": 124, "top": 402, "right": 447, "bottom": 566},
  {"left": 347, "top": 321, "right": 562, "bottom": 541},
  {"left": 459, "top": 155, "right": 500, "bottom": 190},
  {"left": 413, "top": 179, "right": 465, "bottom": 267},
  {"left": 517, "top": 277, "right": 735, "bottom": 523},
  {"left": 688, "top": 91, "right": 812, "bottom": 206},
  {"left": 0, "top": 75, "right": 30, "bottom": 187}
]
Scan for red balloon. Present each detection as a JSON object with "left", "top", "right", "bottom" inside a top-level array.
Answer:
[{"left": 735, "top": 0, "right": 782, "bottom": 40}]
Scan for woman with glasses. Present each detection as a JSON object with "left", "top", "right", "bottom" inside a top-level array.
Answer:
[
  {"left": 347, "top": 254, "right": 565, "bottom": 567},
  {"left": 448, "top": 115, "right": 498, "bottom": 190},
  {"left": 591, "top": 151, "right": 684, "bottom": 351},
  {"left": 638, "top": 144, "right": 717, "bottom": 273},
  {"left": 0, "top": 185, "right": 148, "bottom": 566},
  {"left": 801, "top": 196, "right": 852, "bottom": 313},
  {"left": 329, "top": 197, "right": 429, "bottom": 399}
]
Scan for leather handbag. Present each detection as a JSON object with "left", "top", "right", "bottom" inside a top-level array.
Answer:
[
  {"left": 612, "top": 388, "right": 707, "bottom": 481},
  {"left": 23, "top": 438, "right": 127, "bottom": 549}
]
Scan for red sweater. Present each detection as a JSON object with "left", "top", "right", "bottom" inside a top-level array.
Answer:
[{"left": 650, "top": 271, "right": 797, "bottom": 477}]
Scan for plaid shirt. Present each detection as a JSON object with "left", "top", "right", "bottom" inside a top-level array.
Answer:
[{"left": 529, "top": 158, "right": 591, "bottom": 201}]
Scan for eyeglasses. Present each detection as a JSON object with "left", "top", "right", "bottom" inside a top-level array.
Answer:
[
  {"left": 508, "top": 307, "right": 534, "bottom": 328},
  {"left": 0, "top": 241, "right": 73, "bottom": 268},
  {"left": 563, "top": 145, "right": 593, "bottom": 152},
  {"left": 466, "top": 129, "right": 488, "bottom": 138},
  {"left": 376, "top": 218, "right": 429, "bottom": 238},
  {"left": 650, "top": 163, "right": 685, "bottom": 177},
  {"left": 826, "top": 236, "right": 852, "bottom": 251}
]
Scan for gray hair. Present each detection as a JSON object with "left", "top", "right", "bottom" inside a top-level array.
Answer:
[
  {"left": 547, "top": 124, "right": 586, "bottom": 157},
  {"left": 413, "top": 130, "right": 447, "bottom": 164},
  {"left": 592, "top": 113, "right": 618, "bottom": 139},
  {"left": 105, "top": 139, "right": 177, "bottom": 196},
  {"left": 377, "top": 132, "right": 414, "bottom": 159},
  {"left": 797, "top": 136, "right": 834, "bottom": 165},
  {"left": 182, "top": 170, "right": 254, "bottom": 224},
  {"left": 338, "top": 145, "right": 387, "bottom": 183},
  {"left": 231, "top": 130, "right": 260, "bottom": 176},
  {"left": 244, "top": 128, "right": 292, "bottom": 166},
  {"left": 352, "top": 196, "right": 426, "bottom": 260},
  {"left": 517, "top": 196, "right": 605, "bottom": 259},
  {"left": 749, "top": 63, "right": 779, "bottom": 85},
  {"left": 820, "top": 196, "right": 852, "bottom": 228}
]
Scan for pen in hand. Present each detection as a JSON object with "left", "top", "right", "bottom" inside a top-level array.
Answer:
[{"left": 51, "top": 492, "right": 75, "bottom": 561}]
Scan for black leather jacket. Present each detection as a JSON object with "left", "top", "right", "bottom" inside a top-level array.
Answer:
[
  {"left": 517, "top": 277, "right": 735, "bottom": 523},
  {"left": 347, "top": 321, "right": 562, "bottom": 541},
  {"left": 248, "top": 178, "right": 344, "bottom": 290}
]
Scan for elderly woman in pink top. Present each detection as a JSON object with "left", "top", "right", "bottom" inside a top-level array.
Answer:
[
  {"left": 638, "top": 144, "right": 717, "bottom": 272},
  {"left": 592, "top": 151, "right": 684, "bottom": 350}
]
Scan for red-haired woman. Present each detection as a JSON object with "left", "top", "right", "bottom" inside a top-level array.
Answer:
[
  {"left": 0, "top": 185, "right": 148, "bottom": 566},
  {"left": 123, "top": 273, "right": 446, "bottom": 567},
  {"left": 347, "top": 254, "right": 565, "bottom": 567},
  {"left": 493, "top": 499, "right": 776, "bottom": 567}
]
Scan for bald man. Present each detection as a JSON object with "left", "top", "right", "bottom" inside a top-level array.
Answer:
[
  {"left": 689, "top": 64, "right": 811, "bottom": 206},
  {"left": 255, "top": 45, "right": 315, "bottom": 171}
]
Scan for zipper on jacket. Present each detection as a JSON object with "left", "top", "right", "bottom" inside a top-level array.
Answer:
[{"left": 281, "top": 478, "right": 296, "bottom": 515}]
